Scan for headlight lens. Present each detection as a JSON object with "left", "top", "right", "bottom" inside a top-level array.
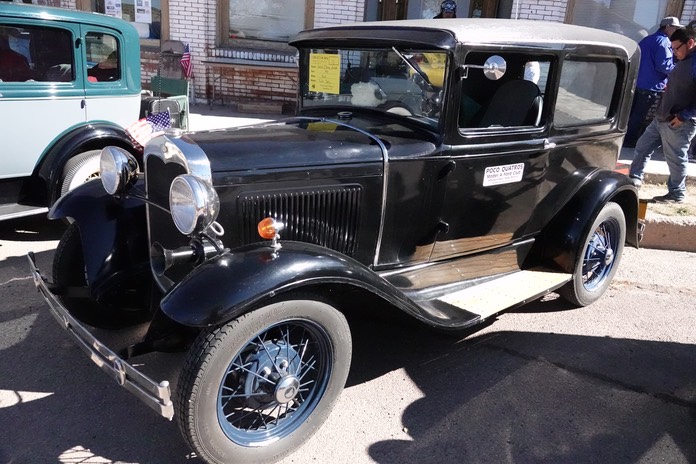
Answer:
[
  {"left": 170, "top": 174, "right": 220, "bottom": 235},
  {"left": 100, "top": 146, "right": 139, "bottom": 195}
]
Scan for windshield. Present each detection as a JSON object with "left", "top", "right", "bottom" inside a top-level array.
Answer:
[{"left": 299, "top": 47, "right": 448, "bottom": 126}]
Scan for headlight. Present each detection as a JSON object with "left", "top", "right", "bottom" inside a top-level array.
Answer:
[
  {"left": 170, "top": 174, "right": 220, "bottom": 235},
  {"left": 100, "top": 146, "right": 139, "bottom": 195}
]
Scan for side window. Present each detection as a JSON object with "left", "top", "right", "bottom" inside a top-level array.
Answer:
[
  {"left": 0, "top": 24, "right": 73, "bottom": 83},
  {"left": 554, "top": 59, "right": 618, "bottom": 126},
  {"left": 459, "top": 53, "right": 551, "bottom": 130},
  {"left": 86, "top": 32, "right": 121, "bottom": 82}
]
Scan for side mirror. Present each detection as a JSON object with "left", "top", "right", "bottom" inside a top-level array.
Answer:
[{"left": 461, "top": 55, "right": 507, "bottom": 80}]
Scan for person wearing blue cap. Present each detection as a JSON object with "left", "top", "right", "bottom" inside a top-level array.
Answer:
[{"left": 434, "top": 0, "right": 457, "bottom": 18}]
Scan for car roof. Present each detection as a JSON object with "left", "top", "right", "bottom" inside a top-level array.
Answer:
[
  {"left": 291, "top": 18, "right": 638, "bottom": 57},
  {"left": 0, "top": 2, "right": 132, "bottom": 31}
]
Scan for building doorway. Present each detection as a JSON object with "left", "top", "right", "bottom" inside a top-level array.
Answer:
[
  {"left": 469, "top": 0, "right": 499, "bottom": 18},
  {"left": 379, "top": 0, "right": 409, "bottom": 20}
]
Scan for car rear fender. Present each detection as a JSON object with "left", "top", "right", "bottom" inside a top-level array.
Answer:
[
  {"left": 48, "top": 177, "right": 149, "bottom": 299},
  {"left": 533, "top": 169, "right": 639, "bottom": 273},
  {"left": 160, "top": 241, "right": 425, "bottom": 328}
]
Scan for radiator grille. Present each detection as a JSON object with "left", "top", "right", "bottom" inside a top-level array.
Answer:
[{"left": 240, "top": 187, "right": 362, "bottom": 255}]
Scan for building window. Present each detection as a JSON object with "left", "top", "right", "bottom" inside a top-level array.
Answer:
[
  {"left": 222, "top": 0, "right": 313, "bottom": 44},
  {"left": 568, "top": 0, "right": 683, "bottom": 43},
  {"left": 78, "top": 0, "right": 168, "bottom": 46},
  {"left": 554, "top": 59, "right": 618, "bottom": 126}
]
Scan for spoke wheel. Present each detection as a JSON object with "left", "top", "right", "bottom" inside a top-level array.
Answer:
[
  {"left": 177, "top": 299, "right": 351, "bottom": 464},
  {"left": 559, "top": 202, "right": 625, "bottom": 307}
]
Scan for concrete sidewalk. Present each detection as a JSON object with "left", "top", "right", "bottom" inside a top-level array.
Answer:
[
  {"left": 188, "top": 103, "right": 278, "bottom": 131},
  {"left": 187, "top": 104, "right": 696, "bottom": 252}
]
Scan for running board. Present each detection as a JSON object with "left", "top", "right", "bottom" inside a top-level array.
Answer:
[
  {"left": 419, "top": 270, "right": 572, "bottom": 325},
  {"left": 0, "top": 203, "right": 48, "bottom": 221}
]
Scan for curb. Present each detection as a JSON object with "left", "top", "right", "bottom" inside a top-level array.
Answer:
[
  {"left": 615, "top": 162, "right": 696, "bottom": 253},
  {"left": 641, "top": 216, "right": 696, "bottom": 253}
]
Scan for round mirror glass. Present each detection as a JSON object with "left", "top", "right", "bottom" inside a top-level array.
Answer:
[{"left": 483, "top": 55, "right": 506, "bottom": 80}]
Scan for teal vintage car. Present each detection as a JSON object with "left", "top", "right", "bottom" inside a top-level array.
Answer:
[{"left": 0, "top": 2, "right": 161, "bottom": 221}]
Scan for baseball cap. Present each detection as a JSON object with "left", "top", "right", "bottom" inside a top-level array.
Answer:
[
  {"left": 660, "top": 17, "right": 681, "bottom": 27},
  {"left": 441, "top": 0, "right": 456, "bottom": 12}
]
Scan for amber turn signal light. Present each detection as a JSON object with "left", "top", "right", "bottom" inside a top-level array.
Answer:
[{"left": 257, "top": 217, "right": 285, "bottom": 240}]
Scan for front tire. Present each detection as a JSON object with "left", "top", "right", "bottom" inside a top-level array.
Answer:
[
  {"left": 177, "top": 299, "right": 352, "bottom": 464},
  {"left": 53, "top": 223, "right": 147, "bottom": 328},
  {"left": 559, "top": 202, "right": 625, "bottom": 307}
]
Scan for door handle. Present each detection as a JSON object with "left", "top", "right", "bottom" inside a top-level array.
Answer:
[
  {"left": 81, "top": 99, "right": 86, "bottom": 109},
  {"left": 544, "top": 139, "right": 556, "bottom": 150}
]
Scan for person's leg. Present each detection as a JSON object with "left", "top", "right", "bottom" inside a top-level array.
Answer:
[
  {"left": 659, "top": 120, "right": 696, "bottom": 200},
  {"left": 629, "top": 119, "right": 662, "bottom": 181},
  {"left": 625, "top": 92, "right": 655, "bottom": 147}
]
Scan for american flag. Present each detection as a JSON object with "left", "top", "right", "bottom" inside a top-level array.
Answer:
[
  {"left": 126, "top": 110, "right": 171, "bottom": 148},
  {"left": 180, "top": 43, "right": 193, "bottom": 79}
]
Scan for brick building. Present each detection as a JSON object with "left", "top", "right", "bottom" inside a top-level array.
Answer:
[{"left": 24, "top": 0, "right": 696, "bottom": 111}]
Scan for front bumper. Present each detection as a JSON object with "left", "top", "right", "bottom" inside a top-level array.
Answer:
[{"left": 27, "top": 252, "right": 174, "bottom": 420}]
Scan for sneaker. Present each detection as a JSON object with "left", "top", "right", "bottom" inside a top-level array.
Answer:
[
  {"left": 629, "top": 176, "right": 642, "bottom": 188},
  {"left": 652, "top": 193, "right": 685, "bottom": 203}
]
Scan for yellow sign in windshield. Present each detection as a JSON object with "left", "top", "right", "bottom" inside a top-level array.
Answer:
[{"left": 309, "top": 53, "right": 341, "bottom": 94}]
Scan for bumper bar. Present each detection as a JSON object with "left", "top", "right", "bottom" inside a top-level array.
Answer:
[{"left": 27, "top": 252, "right": 174, "bottom": 420}]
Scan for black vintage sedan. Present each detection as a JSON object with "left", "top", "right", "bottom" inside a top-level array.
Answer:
[{"left": 29, "top": 19, "right": 642, "bottom": 464}]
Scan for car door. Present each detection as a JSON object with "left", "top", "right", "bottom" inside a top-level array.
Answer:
[
  {"left": 431, "top": 51, "right": 555, "bottom": 260},
  {"left": 82, "top": 25, "right": 140, "bottom": 128},
  {"left": 0, "top": 19, "right": 85, "bottom": 180}
]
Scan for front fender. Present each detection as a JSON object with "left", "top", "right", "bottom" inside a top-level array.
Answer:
[
  {"left": 160, "top": 241, "right": 425, "bottom": 328},
  {"left": 537, "top": 169, "right": 639, "bottom": 273},
  {"left": 49, "top": 177, "right": 149, "bottom": 300}
]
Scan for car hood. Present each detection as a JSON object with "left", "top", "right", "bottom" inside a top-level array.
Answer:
[{"left": 185, "top": 116, "right": 439, "bottom": 173}]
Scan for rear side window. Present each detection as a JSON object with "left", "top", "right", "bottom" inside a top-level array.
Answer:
[
  {"left": 0, "top": 24, "right": 73, "bottom": 82},
  {"left": 86, "top": 32, "right": 121, "bottom": 83},
  {"left": 554, "top": 59, "right": 618, "bottom": 126}
]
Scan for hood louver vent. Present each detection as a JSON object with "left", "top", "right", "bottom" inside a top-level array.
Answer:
[{"left": 240, "top": 186, "right": 362, "bottom": 255}]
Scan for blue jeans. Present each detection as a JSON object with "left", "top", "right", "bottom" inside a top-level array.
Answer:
[
  {"left": 629, "top": 118, "right": 696, "bottom": 199},
  {"left": 624, "top": 90, "right": 661, "bottom": 147}
]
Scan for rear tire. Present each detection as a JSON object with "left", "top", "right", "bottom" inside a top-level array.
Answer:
[
  {"left": 177, "top": 299, "right": 352, "bottom": 464},
  {"left": 558, "top": 202, "right": 625, "bottom": 307}
]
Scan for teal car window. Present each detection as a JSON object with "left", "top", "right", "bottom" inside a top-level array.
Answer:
[
  {"left": 0, "top": 24, "right": 73, "bottom": 82},
  {"left": 86, "top": 32, "right": 120, "bottom": 82}
]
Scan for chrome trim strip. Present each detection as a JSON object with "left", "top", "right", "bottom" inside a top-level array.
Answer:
[
  {"left": 27, "top": 252, "right": 174, "bottom": 420},
  {"left": 319, "top": 117, "right": 389, "bottom": 268}
]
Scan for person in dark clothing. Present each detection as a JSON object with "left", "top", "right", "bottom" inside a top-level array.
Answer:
[
  {"left": 434, "top": 0, "right": 456, "bottom": 18},
  {"left": 0, "top": 32, "right": 31, "bottom": 82},
  {"left": 623, "top": 17, "right": 681, "bottom": 148},
  {"left": 629, "top": 26, "right": 696, "bottom": 203},
  {"left": 88, "top": 51, "right": 119, "bottom": 82}
]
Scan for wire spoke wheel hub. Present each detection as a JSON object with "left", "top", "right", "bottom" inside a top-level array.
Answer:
[{"left": 217, "top": 319, "right": 331, "bottom": 447}]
